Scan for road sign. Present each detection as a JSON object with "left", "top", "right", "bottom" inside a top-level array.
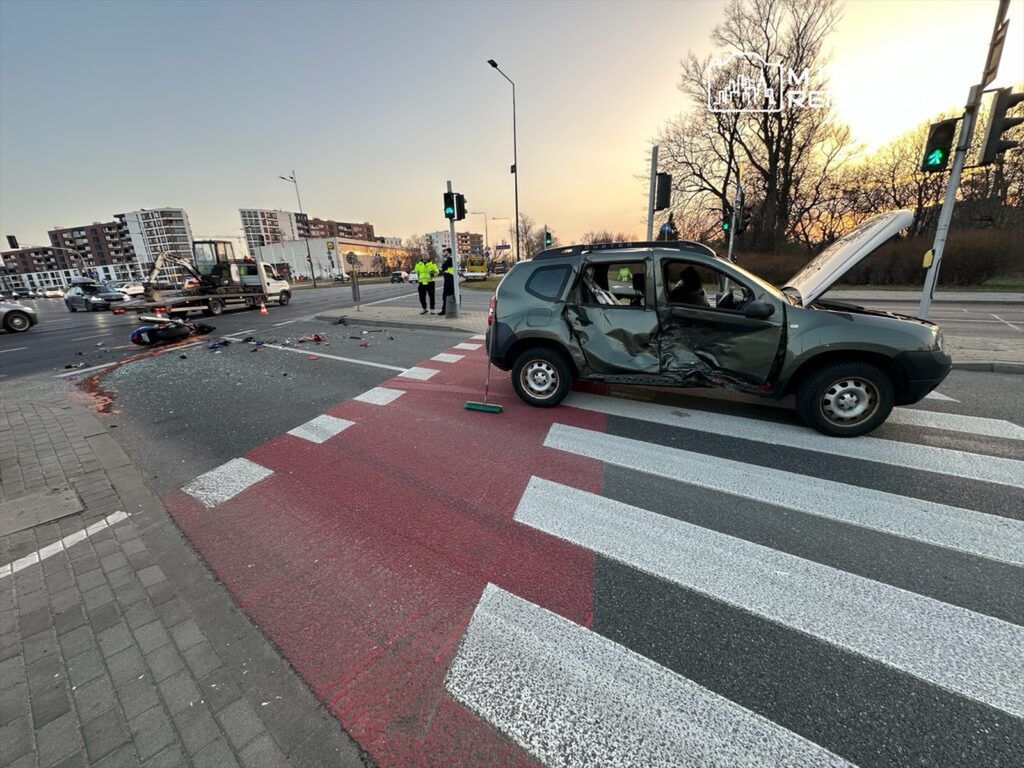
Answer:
[
  {"left": 327, "top": 242, "right": 334, "bottom": 250},
  {"left": 495, "top": 243, "right": 511, "bottom": 250},
  {"left": 345, "top": 252, "right": 360, "bottom": 265}
]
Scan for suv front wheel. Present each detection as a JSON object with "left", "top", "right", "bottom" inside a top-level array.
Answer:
[
  {"left": 795, "top": 361, "right": 895, "bottom": 437},
  {"left": 512, "top": 348, "right": 572, "bottom": 407}
]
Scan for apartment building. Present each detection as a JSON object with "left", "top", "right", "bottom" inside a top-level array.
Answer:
[
  {"left": 117, "top": 207, "right": 194, "bottom": 283},
  {"left": 240, "top": 209, "right": 309, "bottom": 253},
  {"left": 0, "top": 246, "right": 80, "bottom": 290},
  {"left": 48, "top": 219, "right": 137, "bottom": 281},
  {"left": 307, "top": 218, "right": 375, "bottom": 241},
  {"left": 425, "top": 230, "right": 485, "bottom": 258}
]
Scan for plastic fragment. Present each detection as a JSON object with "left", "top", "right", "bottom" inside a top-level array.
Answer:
[{"left": 307, "top": 355, "right": 319, "bottom": 361}]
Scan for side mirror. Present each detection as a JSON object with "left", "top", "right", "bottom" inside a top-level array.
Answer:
[{"left": 743, "top": 300, "right": 775, "bottom": 319}]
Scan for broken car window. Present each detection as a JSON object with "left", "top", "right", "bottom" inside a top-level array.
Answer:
[
  {"left": 581, "top": 263, "right": 647, "bottom": 308},
  {"left": 663, "top": 261, "right": 752, "bottom": 311}
]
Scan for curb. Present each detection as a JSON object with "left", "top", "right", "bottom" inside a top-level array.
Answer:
[
  {"left": 837, "top": 298, "right": 1024, "bottom": 306},
  {"left": 952, "top": 361, "right": 1024, "bottom": 375},
  {"left": 314, "top": 312, "right": 484, "bottom": 335}
]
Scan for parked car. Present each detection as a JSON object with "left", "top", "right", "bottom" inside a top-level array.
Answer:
[
  {"left": 1, "top": 300, "right": 38, "bottom": 333},
  {"left": 390, "top": 271, "right": 410, "bottom": 284},
  {"left": 487, "top": 210, "right": 950, "bottom": 437},
  {"left": 64, "top": 280, "right": 128, "bottom": 312},
  {"left": 332, "top": 273, "right": 350, "bottom": 283},
  {"left": 109, "top": 281, "right": 145, "bottom": 296}
]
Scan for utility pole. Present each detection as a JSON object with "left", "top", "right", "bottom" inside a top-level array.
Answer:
[
  {"left": 646, "top": 145, "right": 658, "bottom": 240},
  {"left": 919, "top": 0, "right": 1010, "bottom": 318},
  {"left": 446, "top": 180, "right": 462, "bottom": 319},
  {"left": 726, "top": 173, "right": 743, "bottom": 264}
]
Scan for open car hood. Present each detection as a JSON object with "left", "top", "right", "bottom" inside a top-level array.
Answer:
[{"left": 783, "top": 210, "right": 914, "bottom": 304}]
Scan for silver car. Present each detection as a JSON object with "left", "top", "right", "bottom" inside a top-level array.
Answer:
[{"left": 1, "top": 300, "right": 38, "bottom": 333}]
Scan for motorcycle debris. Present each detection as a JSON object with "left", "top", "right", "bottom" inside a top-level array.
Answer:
[
  {"left": 307, "top": 355, "right": 319, "bottom": 361},
  {"left": 179, "top": 354, "right": 188, "bottom": 359},
  {"left": 359, "top": 341, "right": 369, "bottom": 348},
  {"left": 242, "top": 336, "right": 255, "bottom": 343}
]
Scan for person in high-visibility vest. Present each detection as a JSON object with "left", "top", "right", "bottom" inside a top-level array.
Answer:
[
  {"left": 438, "top": 248, "right": 456, "bottom": 316},
  {"left": 413, "top": 254, "right": 440, "bottom": 314}
]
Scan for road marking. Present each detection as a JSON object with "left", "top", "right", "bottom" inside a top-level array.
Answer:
[
  {"left": 254, "top": 343, "right": 406, "bottom": 372},
  {"left": 563, "top": 392, "right": 1024, "bottom": 487},
  {"left": 0, "top": 511, "right": 129, "bottom": 580},
  {"left": 544, "top": 424, "right": 1024, "bottom": 565},
  {"left": 398, "top": 366, "right": 439, "bottom": 381},
  {"left": 453, "top": 343, "right": 481, "bottom": 351},
  {"left": 924, "top": 391, "right": 958, "bottom": 402},
  {"left": 446, "top": 584, "right": 852, "bottom": 768},
  {"left": 272, "top": 319, "right": 300, "bottom": 327},
  {"left": 53, "top": 362, "right": 117, "bottom": 379},
  {"left": 990, "top": 313, "right": 1023, "bottom": 332},
  {"left": 70, "top": 332, "right": 112, "bottom": 341},
  {"left": 354, "top": 387, "right": 405, "bottom": 405},
  {"left": 287, "top": 414, "right": 355, "bottom": 444},
  {"left": 470, "top": 334, "right": 487, "bottom": 340},
  {"left": 515, "top": 477, "right": 1024, "bottom": 718},
  {"left": 361, "top": 294, "right": 417, "bottom": 308},
  {"left": 431, "top": 353, "right": 464, "bottom": 363},
  {"left": 889, "top": 407, "right": 1024, "bottom": 440},
  {"left": 182, "top": 457, "right": 273, "bottom": 508},
  {"left": 0, "top": 347, "right": 27, "bottom": 354}
]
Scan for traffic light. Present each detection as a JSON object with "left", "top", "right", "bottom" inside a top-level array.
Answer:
[
  {"left": 454, "top": 193, "right": 467, "bottom": 221},
  {"left": 543, "top": 228, "right": 553, "bottom": 247},
  {"left": 735, "top": 205, "right": 752, "bottom": 235},
  {"left": 979, "top": 87, "right": 1024, "bottom": 165},
  {"left": 655, "top": 172, "right": 672, "bottom": 211},
  {"left": 721, "top": 204, "right": 733, "bottom": 231},
  {"left": 921, "top": 118, "right": 958, "bottom": 172},
  {"left": 443, "top": 192, "right": 456, "bottom": 220}
]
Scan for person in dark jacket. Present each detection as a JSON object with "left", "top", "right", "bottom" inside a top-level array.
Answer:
[{"left": 438, "top": 248, "right": 456, "bottom": 316}]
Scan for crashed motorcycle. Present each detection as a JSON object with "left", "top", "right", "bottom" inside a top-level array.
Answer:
[{"left": 129, "top": 315, "right": 215, "bottom": 347}]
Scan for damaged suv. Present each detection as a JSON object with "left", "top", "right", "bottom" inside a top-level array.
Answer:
[{"left": 488, "top": 210, "right": 951, "bottom": 436}]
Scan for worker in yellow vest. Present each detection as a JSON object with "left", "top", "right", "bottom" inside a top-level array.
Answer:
[
  {"left": 413, "top": 254, "right": 440, "bottom": 314},
  {"left": 439, "top": 248, "right": 456, "bottom": 316}
]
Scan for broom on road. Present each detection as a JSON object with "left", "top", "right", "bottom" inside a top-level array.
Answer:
[{"left": 464, "top": 301, "right": 503, "bottom": 414}]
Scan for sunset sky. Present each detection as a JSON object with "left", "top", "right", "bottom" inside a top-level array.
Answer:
[{"left": 1, "top": 0, "right": 1021, "bottom": 248}]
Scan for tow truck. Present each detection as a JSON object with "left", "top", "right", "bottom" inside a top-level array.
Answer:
[{"left": 113, "top": 239, "right": 291, "bottom": 317}]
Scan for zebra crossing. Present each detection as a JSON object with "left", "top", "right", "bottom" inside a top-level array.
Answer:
[{"left": 444, "top": 391, "right": 1024, "bottom": 768}]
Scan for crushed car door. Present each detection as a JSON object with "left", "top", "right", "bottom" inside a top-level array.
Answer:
[
  {"left": 564, "top": 258, "right": 660, "bottom": 375},
  {"left": 657, "top": 258, "right": 784, "bottom": 384}
]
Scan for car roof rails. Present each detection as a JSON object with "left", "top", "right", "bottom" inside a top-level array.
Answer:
[{"left": 532, "top": 240, "right": 717, "bottom": 261}]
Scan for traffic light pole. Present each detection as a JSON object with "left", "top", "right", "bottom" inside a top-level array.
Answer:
[
  {"left": 918, "top": 90, "right": 979, "bottom": 319},
  {"left": 447, "top": 180, "right": 461, "bottom": 319},
  {"left": 919, "top": 0, "right": 1009, "bottom": 318},
  {"left": 646, "top": 145, "right": 658, "bottom": 240}
]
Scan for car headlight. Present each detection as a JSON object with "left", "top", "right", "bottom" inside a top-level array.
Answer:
[{"left": 935, "top": 331, "right": 944, "bottom": 352}]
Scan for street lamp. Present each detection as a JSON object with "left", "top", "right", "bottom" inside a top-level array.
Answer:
[
  {"left": 490, "top": 216, "right": 511, "bottom": 265},
  {"left": 278, "top": 170, "right": 316, "bottom": 288},
  {"left": 487, "top": 59, "right": 521, "bottom": 263},
  {"left": 468, "top": 211, "right": 489, "bottom": 252}
]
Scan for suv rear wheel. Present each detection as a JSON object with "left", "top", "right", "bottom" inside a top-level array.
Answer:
[
  {"left": 512, "top": 347, "right": 572, "bottom": 407},
  {"left": 796, "top": 361, "right": 895, "bottom": 437}
]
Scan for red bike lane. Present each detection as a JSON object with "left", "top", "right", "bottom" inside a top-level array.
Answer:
[{"left": 162, "top": 343, "right": 609, "bottom": 766}]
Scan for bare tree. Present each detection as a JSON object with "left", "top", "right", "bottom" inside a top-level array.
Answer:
[
  {"left": 580, "top": 230, "right": 637, "bottom": 245},
  {"left": 404, "top": 234, "right": 430, "bottom": 270},
  {"left": 658, "top": 0, "right": 851, "bottom": 251}
]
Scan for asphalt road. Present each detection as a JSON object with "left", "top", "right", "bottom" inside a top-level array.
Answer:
[
  {"left": 855, "top": 300, "right": 1023, "bottom": 340},
  {"left": 4, "top": 288, "right": 1023, "bottom": 766},
  {"left": 0, "top": 281, "right": 492, "bottom": 381}
]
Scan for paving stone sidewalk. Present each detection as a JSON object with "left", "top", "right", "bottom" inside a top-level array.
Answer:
[{"left": 1, "top": 399, "right": 367, "bottom": 768}]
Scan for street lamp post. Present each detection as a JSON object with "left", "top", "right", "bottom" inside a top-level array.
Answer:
[
  {"left": 490, "top": 216, "right": 511, "bottom": 264},
  {"left": 468, "top": 211, "right": 489, "bottom": 252},
  {"left": 487, "top": 59, "right": 521, "bottom": 263},
  {"left": 279, "top": 170, "right": 316, "bottom": 288}
]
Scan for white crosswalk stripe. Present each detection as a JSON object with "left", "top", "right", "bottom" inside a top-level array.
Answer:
[
  {"left": 545, "top": 423, "right": 1024, "bottom": 565},
  {"left": 446, "top": 584, "right": 853, "bottom": 768},
  {"left": 563, "top": 392, "right": 1024, "bottom": 486},
  {"left": 444, "top": 392, "right": 1024, "bottom": 767}
]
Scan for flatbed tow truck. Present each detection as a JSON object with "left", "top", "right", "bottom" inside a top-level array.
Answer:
[{"left": 113, "top": 239, "right": 291, "bottom": 317}]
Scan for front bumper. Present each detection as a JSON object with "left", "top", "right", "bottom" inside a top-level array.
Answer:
[{"left": 895, "top": 348, "right": 952, "bottom": 404}]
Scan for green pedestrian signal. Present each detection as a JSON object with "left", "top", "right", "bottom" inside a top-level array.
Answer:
[
  {"left": 722, "top": 204, "right": 733, "bottom": 232},
  {"left": 443, "top": 191, "right": 456, "bottom": 220},
  {"left": 921, "top": 118, "right": 958, "bottom": 173},
  {"left": 925, "top": 148, "right": 946, "bottom": 168}
]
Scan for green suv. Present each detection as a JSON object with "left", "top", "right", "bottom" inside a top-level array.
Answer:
[{"left": 488, "top": 211, "right": 951, "bottom": 436}]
